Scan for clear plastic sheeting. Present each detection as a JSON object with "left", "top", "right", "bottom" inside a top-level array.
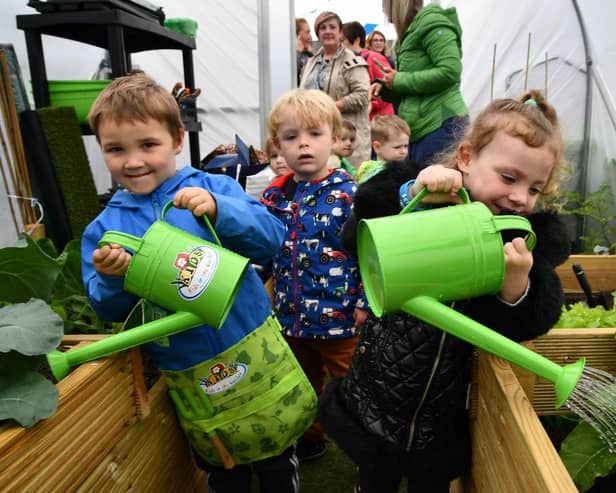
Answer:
[{"left": 1, "top": 0, "right": 615, "bottom": 246}]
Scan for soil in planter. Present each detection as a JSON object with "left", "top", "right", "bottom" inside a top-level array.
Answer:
[
  {"left": 589, "top": 475, "right": 616, "bottom": 493},
  {"left": 142, "top": 352, "right": 162, "bottom": 389},
  {"left": 564, "top": 292, "right": 614, "bottom": 310}
]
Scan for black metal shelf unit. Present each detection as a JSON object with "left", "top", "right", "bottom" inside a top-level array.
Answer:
[{"left": 17, "top": 7, "right": 201, "bottom": 166}]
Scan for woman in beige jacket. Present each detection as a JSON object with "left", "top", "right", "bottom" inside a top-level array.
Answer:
[{"left": 299, "top": 11, "right": 371, "bottom": 168}]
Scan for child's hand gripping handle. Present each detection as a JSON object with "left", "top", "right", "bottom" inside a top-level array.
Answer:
[
  {"left": 169, "top": 386, "right": 236, "bottom": 470},
  {"left": 401, "top": 187, "right": 536, "bottom": 250},
  {"left": 98, "top": 231, "right": 143, "bottom": 252},
  {"left": 161, "top": 201, "right": 222, "bottom": 246}
]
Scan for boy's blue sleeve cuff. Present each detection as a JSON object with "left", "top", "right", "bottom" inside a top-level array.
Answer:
[{"left": 399, "top": 179, "right": 416, "bottom": 207}]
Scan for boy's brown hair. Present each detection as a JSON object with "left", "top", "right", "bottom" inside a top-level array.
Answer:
[
  {"left": 341, "top": 119, "right": 357, "bottom": 138},
  {"left": 268, "top": 89, "right": 343, "bottom": 144},
  {"left": 265, "top": 137, "right": 279, "bottom": 158},
  {"left": 88, "top": 72, "right": 184, "bottom": 143},
  {"left": 370, "top": 114, "right": 411, "bottom": 143}
]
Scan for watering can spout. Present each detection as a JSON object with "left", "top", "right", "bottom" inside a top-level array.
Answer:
[
  {"left": 401, "top": 296, "right": 584, "bottom": 408},
  {"left": 47, "top": 311, "right": 202, "bottom": 380}
]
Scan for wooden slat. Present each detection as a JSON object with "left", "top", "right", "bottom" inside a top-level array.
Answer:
[
  {"left": 76, "top": 379, "right": 206, "bottom": 493},
  {"left": 464, "top": 352, "right": 577, "bottom": 493},
  {"left": 0, "top": 353, "right": 137, "bottom": 493},
  {"left": 522, "top": 327, "right": 616, "bottom": 415},
  {"left": 556, "top": 255, "right": 616, "bottom": 292},
  {"left": 1, "top": 345, "right": 203, "bottom": 493}
]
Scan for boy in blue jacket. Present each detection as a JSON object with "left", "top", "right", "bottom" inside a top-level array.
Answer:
[
  {"left": 82, "top": 73, "right": 315, "bottom": 493},
  {"left": 261, "top": 89, "right": 368, "bottom": 461}
]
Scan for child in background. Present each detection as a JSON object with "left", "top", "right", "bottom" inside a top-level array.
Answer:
[
  {"left": 320, "top": 90, "right": 571, "bottom": 493},
  {"left": 262, "top": 89, "right": 368, "bottom": 462},
  {"left": 328, "top": 119, "right": 358, "bottom": 177},
  {"left": 82, "top": 73, "right": 316, "bottom": 493},
  {"left": 266, "top": 136, "right": 292, "bottom": 177},
  {"left": 356, "top": 114, "right": 410, "bottom": 183},
  {"left": 244, "top": 137, "right": 291, "bottom": 200}
]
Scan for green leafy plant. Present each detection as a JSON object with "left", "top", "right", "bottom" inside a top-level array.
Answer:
[
  {"left": 0, "top": 235, "right": 118, "bottom": 334},
  {"left": 0, "top": 299, "right": 64, "bottom": 427},
  {"left": 560, "top": 413, "right": 616, "bottom": 492},
  {"left": 0, "top": 236, "right": 120, "bottom": 428},
  {"left": 553, "top": 293, "right": 616, "bottom": 329},
  {"left": 555, "top": 183, "right": 616, "bottom": 254},
  {"left": 551, "top": 298, "right": 616, "bottom": 491}
]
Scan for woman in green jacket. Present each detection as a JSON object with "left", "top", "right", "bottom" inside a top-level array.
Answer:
[{"left": 372, "top": 0, "right": 469, "bottom": 167}]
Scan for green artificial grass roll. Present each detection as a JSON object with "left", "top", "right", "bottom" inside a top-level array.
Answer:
[{"left": 36, "top": 106, "right": 101, "bottom": 239}]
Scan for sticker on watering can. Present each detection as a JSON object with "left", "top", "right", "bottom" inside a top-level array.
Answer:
[
  {"left": 173, "top": 246, "right": 219, "bottom": 300},
  {"left": 199, "top": 362, "right": 247, "bottom": 395}
]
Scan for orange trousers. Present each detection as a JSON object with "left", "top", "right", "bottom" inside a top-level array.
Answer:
[{"left": 284, "top": 335, "right": 359, "bottom": 442}]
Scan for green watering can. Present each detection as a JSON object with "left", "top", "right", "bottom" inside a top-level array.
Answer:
[
  {"left": 47, "top": 203, "right": 249, "bottom": 381},
  {"left": 357, "top": 188, "right": 584, "bottom": 408}
]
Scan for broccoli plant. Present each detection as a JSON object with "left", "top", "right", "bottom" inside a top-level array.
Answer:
[{"left": 0, "top": 299, "right": 63, "bottom": 427}]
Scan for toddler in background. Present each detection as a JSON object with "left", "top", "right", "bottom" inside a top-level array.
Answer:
[
  {"left": 357, "top": 114, "right": 410, "bottom": 183},
  {"left": 266, "top": 136, "right": 292, "bottom": 177},
  {"left": 262, "top": 88, "right": 368, "bottom": 462},
  {"left": 328, "top": 119, "right": 358, "bottom": 177},
  {"left": 244, "top": 137, "right": 291, "bottom": 199}
]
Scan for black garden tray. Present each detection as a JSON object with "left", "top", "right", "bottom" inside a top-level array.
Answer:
[{"left": 27, "top": 0, "right": 165, "bottom": 24}]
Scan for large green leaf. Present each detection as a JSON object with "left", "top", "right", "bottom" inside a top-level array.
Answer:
[
  {"left": 0, "top": 235, "right": 60, "bottom": 303},
  {"left": 560, "top": 420, "right": 616, "bottom": 492},
  {"left": 53, "top": 239, "right": 84, "bottom": 298},
  {"left": 0, "top": 371, "right": 58, "bottom": 427},
  {"left": 0, "top": 299, "right": 64, "bottom": 355},
  {"left": 0, "top": 351, "right": 42, "bottom": 376}
]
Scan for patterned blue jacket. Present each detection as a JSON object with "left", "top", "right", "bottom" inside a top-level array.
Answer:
[{"left": 261, "top": 169, "right": 366, "bottom": 339}]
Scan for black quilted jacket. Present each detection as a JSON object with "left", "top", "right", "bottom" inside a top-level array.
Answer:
[{"left": 319, "top": 160, "right": 571, "bottom": 482}]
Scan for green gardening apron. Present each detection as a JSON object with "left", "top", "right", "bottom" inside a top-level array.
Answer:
[{"left": 163, "top": 314, "right": 318, "bottom": 465}]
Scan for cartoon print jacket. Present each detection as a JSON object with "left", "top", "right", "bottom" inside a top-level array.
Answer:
[{"left": 261, "top": 168, "right": 366, "bottom": 339}]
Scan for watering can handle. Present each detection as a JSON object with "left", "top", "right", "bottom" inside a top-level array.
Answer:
[
  {"left": 401, "top": 186, "right": 470, "bottom": 214},
  {"left": 98, "top": 231, "right": 143, "bottom": 252},
  {"left": 161, "top": 201, "right": 222, "bottom": 246},
  {"left": 493, "top": 216, "right": 537, "bottom": 251}
]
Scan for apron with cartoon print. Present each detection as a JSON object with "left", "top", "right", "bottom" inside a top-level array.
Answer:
[{"left": 162, "top": 314, "right": 317, "bottom": 465}]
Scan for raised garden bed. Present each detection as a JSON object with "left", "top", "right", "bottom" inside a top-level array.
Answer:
[
  {"left": 0, "top": 342, "right": 206, "bottom": 493},
  {"left": 459, "top": 254, "right": 616, "bottom": 492}
]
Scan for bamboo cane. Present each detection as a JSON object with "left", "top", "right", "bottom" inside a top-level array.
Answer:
[
  {"left": 0, "top": 151, "right": 20, "bottom": 236},
  {"left": 543, "top": 51, "right": 548, "bottom": 99},
  {"left": 0, "top": 49, "right": 35, "bottom": 224},
  {"left": 524, "top": 32, "right": 532, "bottom": 92},
  {"left": 490, "top": 43, "right": 497, "bottom": 102},
  {"left": 0, "top": 86, "right": 22, "bottom": 233}
]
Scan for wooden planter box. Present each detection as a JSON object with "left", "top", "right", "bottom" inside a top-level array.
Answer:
[
  {"left": 0, "top": 340, "right": 206, "bottom": 493},
  {"left": 459, "top": 255, "right": 616, "bottom": 492}
]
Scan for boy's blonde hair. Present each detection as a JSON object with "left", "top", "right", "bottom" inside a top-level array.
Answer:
[
  {"left": 371, "top": 114, "right": 411, "bottom": 143},
  {"left": 268, "top": 89, "right": 343, "bottom": 143},
  {"left": 442, "top": 89, "right": 566, "bottom": 196},
  {"left": 88, "top": 72, "right": 184, "bottom": 143}
]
